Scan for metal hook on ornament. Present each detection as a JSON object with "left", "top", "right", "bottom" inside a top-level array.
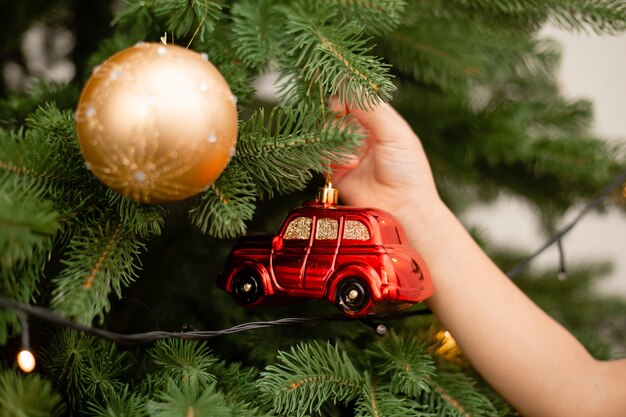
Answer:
[{"left": 317, "top": 171, "right": 339, "bottom": 207}]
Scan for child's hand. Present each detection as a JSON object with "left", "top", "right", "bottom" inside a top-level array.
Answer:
[
  {"left": 331, "top": 101, "right": 441, "bottom": 225},
  {"left": 331, "top": 101, "right": 626, "bottom": 417}
]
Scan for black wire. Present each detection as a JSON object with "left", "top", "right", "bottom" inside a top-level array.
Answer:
[
  {"left": 506, "top": 170, "right": 626, "bottom": 278},
  {"left": 0, "top": 295, "right": 429, "bottom": 345},
  {"left": 1, "top": 170, "right": 624, "bottom": 344},
  {"left": 19, "top": 313, "right": 30, "bottom": 350}
]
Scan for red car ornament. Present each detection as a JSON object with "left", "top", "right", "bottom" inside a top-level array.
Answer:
[{"left": 218, "top": 184, "right": 434, "bottom": 316}]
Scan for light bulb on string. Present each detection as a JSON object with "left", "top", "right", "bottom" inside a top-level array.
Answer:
[
  {"left": 433, "top": 329, "right": 462, "bottom": 364},
  {"left": 17, "top": 313, "right": 35, "bottom": 373},
  {"left": 17, "top": 350, "right": 35, "bottom": 373}
]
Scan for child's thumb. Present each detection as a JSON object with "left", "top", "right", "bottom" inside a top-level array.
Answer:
[{"left": 348, "top": 101, "right": 415, "bottom": 147}]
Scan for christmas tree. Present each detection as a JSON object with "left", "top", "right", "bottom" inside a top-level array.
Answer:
[{"left": 1, "top": 1, "right": 626, "bottom": 416}]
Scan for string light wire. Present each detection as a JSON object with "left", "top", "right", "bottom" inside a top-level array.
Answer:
[
  {"left": 506, "top": 170, "right": 626, "bottom": 278},
  {"left": 0, "top": 295, "right": 429, "bottom": 344},
  {"left": 0, "top": 170, "right": 624, "bottom": 344}
]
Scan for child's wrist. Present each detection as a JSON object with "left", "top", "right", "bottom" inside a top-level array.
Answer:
[{"left": 394, "top": 197, "right": 452, "bottom": 249}]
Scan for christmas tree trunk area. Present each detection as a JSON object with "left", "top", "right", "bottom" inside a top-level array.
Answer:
[{"left": 1, "top": 1, "right": 626, "bottom": 416}]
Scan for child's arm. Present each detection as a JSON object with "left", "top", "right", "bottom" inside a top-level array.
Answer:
[{"left": 332, "top": 101, "right": 626, "bottom": 417}]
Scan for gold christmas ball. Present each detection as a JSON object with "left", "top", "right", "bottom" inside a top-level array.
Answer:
[{"left": 75, "top": 42, "right": 238, "bottom": 203}]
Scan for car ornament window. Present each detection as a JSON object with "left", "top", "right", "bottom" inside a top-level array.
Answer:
[
  {"left": 344, "top": 219, "right": 370, "bottom": 241},
  {"left": 283, "top": 216, "right": 312, "bottom": 240},
  {"left": 316, "top": 218, "right": 338, "bottom": 240}
]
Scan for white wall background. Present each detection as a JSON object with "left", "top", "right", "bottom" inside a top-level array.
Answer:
[{"left": 464, "top": 26, "right": 626, "bottom": 297}]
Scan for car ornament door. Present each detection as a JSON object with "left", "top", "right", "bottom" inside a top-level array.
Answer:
[
  {"left": 271, "top": 216, "right": 312, "bottom": 289},
  {"left": 304, "top": 217, "right": 340, "bottom": 291}
]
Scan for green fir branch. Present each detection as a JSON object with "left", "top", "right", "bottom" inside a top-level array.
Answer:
[
  {"left": 277, "top": 1, "right": 395, "bottom": 109},
  {"left": 355, "top": 376, "right": 429, "bottom": 417},
  {"left": 425, "top": 370, "right": 501, "bottom": 417},
  {"left": 0, "top": 105, "right": 98, "bottom": 229},
  {"left": 0, "top": 370, "right": 65, "bottom": 417},
  {"left": 85, "top": 34, "right": 139, "bottom": 75},
  {"left": 445, "top": 0, "right": 626, "bottom": 34},
  {"left": 235, "top": 103, "right": 361, "bottom": 197},
  {"left": 51, "top": 218, "right": 144, "bottom": 324},
  {"left": 231, "top": 0, "right": 282, "bottom": 69},
  {"left": 149, "top": 380, "right": 232, "bottom": 417},
  {"left": 153, "top": 0, "right": 223, "bottom": 43},
  {"left": 212, "top": 361, "right": 267, "bottom": 415},
  {"left": 0, "top": 185, "right": 58, "bottom": 343},
  {"left": 0, "top": 104, "right": 84, "bottom": 192},
  {"left": 192, "top": 25, "right": 257, "bottom": 103},
  {"left": 400, "top": 0, "right": 542, "bottom": 34},
  {"left": 188, "top": 165, "right": 257, "bottom": 238},
  {"left": 258, "top": 341, "right": 364, "bottom": 416},
  {"left": 113, "top": 0, "right": 160, "bottom": 40},
  {"left": 470, "top": 107, "right": 618, "bottom": 209},
  {"left": 24, "top": 105, "right": 84, "bottom": 186},
  {"left": 0, "top": 104, "right": 87, "bottom": 343},
  {"left": 381, "top": 14, "right": 541, "bottom": 93},
  {"left": 547, "top": 0, "right": 626, "bottom": 33},
  {"left": 0, "top": 187, "right": 58, "bottom": 272},
  {"left": 0, "top": 80, "right": 79, "bottom": 130},
  {"left": 87, "top": 387, "right": 150, "bottom": 417},
  {"left": 148, "top": 339, "right": 218, "bottom": 391},
  {"left": 367, "top": 332, "right": 436, "bottom": 398},
  {"left": 108, "top": 190, "right": 165, "bottom": 238},
  {"left": 320, "top": 0, "right": 406, "bottom": 34},
  {"left": 42, "top": 330, "right": 129, "bottom": 410}
]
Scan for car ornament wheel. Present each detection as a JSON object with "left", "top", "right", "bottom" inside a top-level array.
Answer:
[
  {"left": 336, "top": 278, "right": 369, "bottom": 315},
  {"left": 232, "top": 272, "right": 263, "bottom": 306}
]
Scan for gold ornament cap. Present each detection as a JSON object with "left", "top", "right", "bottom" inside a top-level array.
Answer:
[{"left": 316, "top": 180, "right": 338, "bottom": 207}]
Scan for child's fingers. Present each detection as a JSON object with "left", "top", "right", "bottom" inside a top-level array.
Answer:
[
  {"left": 348, "top": 101, "right": 417, "bottom": 147},
  {"left": 327, "top": 97, "right": 368, "bottom": 173}
]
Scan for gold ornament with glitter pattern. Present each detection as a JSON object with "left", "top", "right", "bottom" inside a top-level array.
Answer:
[{"left": 75, "top": 42, "right": 238, "bottom": 203}]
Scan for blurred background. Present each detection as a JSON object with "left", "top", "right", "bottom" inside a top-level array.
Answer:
[{"left": 465, "top": 27, "right": 626, "bottom": 297}]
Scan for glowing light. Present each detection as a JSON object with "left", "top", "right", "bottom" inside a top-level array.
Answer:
[
  {"left": 434, "top": 329, "right": 459, "bottom": 362},
  {"left": 17, "top": 350, "right": 35, "bottom": 373},
  {"left": 437, "top": 330, "right": 456, "bottom": 348}
]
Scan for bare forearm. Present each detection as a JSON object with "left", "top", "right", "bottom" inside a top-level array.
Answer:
[
  {"left": 330, "top": 100, "right": 625, "bottom": 415},
  {"left": 398, "top": 200, "right": 626, "bottom": 417}
]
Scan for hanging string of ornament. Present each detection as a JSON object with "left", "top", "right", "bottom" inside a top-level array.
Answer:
[{"left": 2, "top": 169, "right": 624, "bottom": 368}]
